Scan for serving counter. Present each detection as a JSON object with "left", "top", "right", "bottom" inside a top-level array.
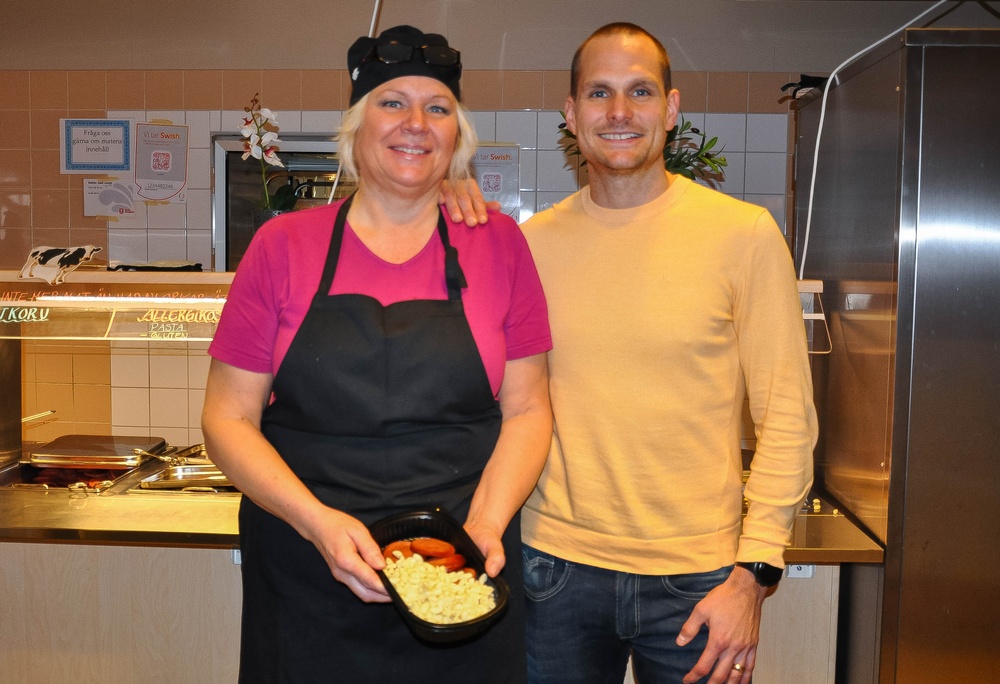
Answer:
[
  {"left": 0, "top": 482, "right": 879, "bottom": 684},
  {"left": 0, "top": 485, "right": 881, "bottom": 562},
  {"left": 0, "top": 269, "right": 880, "bottom": 683}
]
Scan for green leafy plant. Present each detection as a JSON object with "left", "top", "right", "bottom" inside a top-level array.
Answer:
[
  {"left": 240, "top": 93, "right": 297, "bottom": 211},
  {"left": 558, "top": 113, "right": 728, "bottom": 184}
]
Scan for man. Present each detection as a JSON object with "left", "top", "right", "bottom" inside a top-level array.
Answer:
[{"left": 447, "top": 22, "right": 816, "bottom": 684}]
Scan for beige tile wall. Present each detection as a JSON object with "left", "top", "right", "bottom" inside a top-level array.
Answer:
[{"left": 22, "top": 341, "right": 112, "bottom": 442}]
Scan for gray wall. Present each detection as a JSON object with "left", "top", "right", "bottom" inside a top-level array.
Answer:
[{"left": 3, "top": 1, "right": 998, "bottom": 72}]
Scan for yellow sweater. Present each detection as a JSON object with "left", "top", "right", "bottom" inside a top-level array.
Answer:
[{"left": 521, "top": 175, "right": 817, "bottom": 574}]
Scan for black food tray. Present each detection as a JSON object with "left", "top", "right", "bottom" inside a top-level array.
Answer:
[{"left": 368, "top": 508, "right": 509, "bottom": 644}]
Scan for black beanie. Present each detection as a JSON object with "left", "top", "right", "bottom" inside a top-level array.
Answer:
[{"left": 347, "top": 25, "right": 462, "bottom": 106}]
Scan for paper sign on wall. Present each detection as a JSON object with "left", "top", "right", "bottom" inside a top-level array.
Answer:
[
  {"left": 471, "top": 143, "right": 520, "bottom": 218},
  {"left": 60, "top": 119, "right": 131, "bottom": 174},
  {"left": 134, "top": 123, "right": 189, "bottom": 202},
  {"left": 83, "top": 179, "right": 136, "bottom": 218}
]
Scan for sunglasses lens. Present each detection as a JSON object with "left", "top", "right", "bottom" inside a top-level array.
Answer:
[
  {"left": 422, "top": 45, "right": 460, "bottom": 67},
  {"left": 374, "top": 42, "right": 414, "bottom": 64}
]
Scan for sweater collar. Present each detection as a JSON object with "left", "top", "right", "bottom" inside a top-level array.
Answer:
[{"left": 580, "top": 173, "right": 691, "bottom": 225}]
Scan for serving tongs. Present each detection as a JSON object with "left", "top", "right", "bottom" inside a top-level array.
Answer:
[{"left": 133, "top": 443, "right": 213, "bottom": 467}]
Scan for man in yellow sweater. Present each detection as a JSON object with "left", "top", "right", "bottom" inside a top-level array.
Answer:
[{"left": 516, "top": 23, "right": 817, "bottom": 684}]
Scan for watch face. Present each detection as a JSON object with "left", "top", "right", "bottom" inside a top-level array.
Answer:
[
  {"left": 738, "top": 561, "right": 783, "bottom": 587},
  {"left": 755, "top": 563, "right": 783, "bottom": 587}
]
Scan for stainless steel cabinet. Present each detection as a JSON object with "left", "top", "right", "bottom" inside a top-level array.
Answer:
[{"left": 795, "top": 28, "right": 1000, "bottom": 684}]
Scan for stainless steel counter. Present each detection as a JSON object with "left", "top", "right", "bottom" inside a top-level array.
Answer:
[
  {"left": 0, "top": 488, "right": 240, "bottom": 547},
  {"left": 0, "top": 487, "right": 883, "bottom": 562}
]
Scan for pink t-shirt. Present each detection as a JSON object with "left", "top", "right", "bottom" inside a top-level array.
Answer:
[{"left": 209, "top": 199, "right": 551, "bottom": 396}]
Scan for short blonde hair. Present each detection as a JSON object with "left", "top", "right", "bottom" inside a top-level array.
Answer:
[{"left": 336, "top": 92, "right": 478, "bottom": 184}]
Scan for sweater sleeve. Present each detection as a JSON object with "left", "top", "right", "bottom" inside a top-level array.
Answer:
[{"left": 733, "top": 209, "right": 818, "bottom": 568}]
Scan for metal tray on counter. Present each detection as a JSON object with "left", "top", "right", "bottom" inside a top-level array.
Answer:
[
  {"left": 138, "top": 464, "right": 233, "bottom": 490},
  {"left": 29, "top": 435, "right": 167, "bottom": 469}
]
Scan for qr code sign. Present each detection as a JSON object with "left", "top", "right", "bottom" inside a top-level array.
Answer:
[
  {"left": 481, "top": 174, "right": 502, "bottom": 193},
  {"left": 151, "top": 151, "right": 172, "bottom": 172}
]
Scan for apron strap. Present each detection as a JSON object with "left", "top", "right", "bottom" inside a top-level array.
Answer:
[
  {"left": 437, "top": 210, "right": 467, "bottom": 302},
  {"left": 316, "top": 194, "right": 467, "bottom": 302},
  {"left": 315, "top": 194, "right": 354, "bottom": 298}
]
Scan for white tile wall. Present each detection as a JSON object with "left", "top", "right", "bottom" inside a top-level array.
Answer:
[
  {"left": 106, "top": 107, "right": 791, "bottom": 433},
  {"left": 536, "top": 111, "right": 566, "bottom": 150},
  {"left": 147, "top": 229, "right": 189, "bottom": 261},
  {"left": 301, "top": 110, "right": 341, "bottom": 133},
  {"left": 536, "top": 150, "right": 578, "bottom": 192},
  {"left": 111, "top": 387, "right": 150, "bottom": 427},
  {"left": 496, "top": 111, "right": 538, "bottom": 149},
  {"left": 111, "top": 348, "right": 149, "bottom": 387},
  {"left": 102, "top": 107, "right": 789, "bottom": 265},
  {"left": 716, "top": 152, "right": 746, "bottom": 198},
  {"left": 746, "top": 114, "right": 789, "bottom": 153},
  {"left": 149, "top": 350, "right": 188, "bottom": 389},
  {"left": 744, "top": 152, "right": 787, "bottom": 195},
  {"left": 518, "top": 150, "right": 537, "bottom": 190},
  {"left": 187, "top": 148, "right": 212, "bottom": 189},
  {"left": 469, "top": 111, "right": 497, "bottom": 141},
  {"left": 150, "top": 388, "right": 188, "bottom": 427}
]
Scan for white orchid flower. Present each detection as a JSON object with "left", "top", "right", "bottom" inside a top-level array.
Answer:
[
  {"left": 241, "top": 94, "right": 286, "bottom": 207},
  {"left": 242, "top": 133, "right": 264, "bottom": 160},
  {"left": 262, "top": 146, "right": 285, "bottom": 168}
]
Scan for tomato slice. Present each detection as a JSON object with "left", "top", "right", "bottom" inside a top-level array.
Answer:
[
  {"left": 382, "top": 540, "right": 413, "bottom": 559},
  {"left": 427, "top": 554, "right": 466, "bottom": 571},
  {"left": 410, "top": 537, "right": 456, "bottom": 558}
]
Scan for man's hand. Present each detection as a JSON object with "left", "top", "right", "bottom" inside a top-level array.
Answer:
[
  {"left": 677, "top": 566, "right": 768, "bottom": 683},
  {"left": 440, "top": 178, "right": 500, "bottom": 226}
]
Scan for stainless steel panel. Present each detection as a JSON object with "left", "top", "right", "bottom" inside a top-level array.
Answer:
[
  {"left": 797, "top": 28, "right": 1000, "bottom": 684},
  {"left": 886, "top": 42, "right": 1000, "bottom": 684},
  {"left": 796, "top": 49, "right": 902, "bottom": 545}
]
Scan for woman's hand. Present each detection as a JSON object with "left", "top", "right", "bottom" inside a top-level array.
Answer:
[
  {"left": 203, "top": 359, "right": 391, "bottom": 603},
  {"left": 464, "top": 354, "right": 552, "bottom": 579},
  {"left": 299, "top": 506, "right": 392, "bottom": 603},
  {"left": 464, "top": 521, "right": 506, "bottom": 577}
]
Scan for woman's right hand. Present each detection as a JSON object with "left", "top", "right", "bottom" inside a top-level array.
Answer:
[
  {"left": 300, "top": 506, "right": 392, "bottom": 603},
  {"left": 202, "top": 359, "right": 391, "bottom": 603}
]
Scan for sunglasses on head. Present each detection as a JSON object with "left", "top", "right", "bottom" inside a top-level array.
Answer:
[{"left": 362, "top": 41, "right": 461, "bottom": 68}]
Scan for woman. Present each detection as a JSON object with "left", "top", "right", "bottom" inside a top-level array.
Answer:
[{"left": 202, "top": 25, "right": 552, "bottom": 684}]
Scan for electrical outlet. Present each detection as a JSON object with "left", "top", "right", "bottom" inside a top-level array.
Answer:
[{"left": 786, "top": 563, "right": 815, "bottom": 579}]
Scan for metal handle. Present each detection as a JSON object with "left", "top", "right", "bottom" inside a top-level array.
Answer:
[
  {"left": 21, "top": 410, "right": 56, "bottom": 424},
  {"left": 133, "top": 446, "right": 184, "bottom": 466}
]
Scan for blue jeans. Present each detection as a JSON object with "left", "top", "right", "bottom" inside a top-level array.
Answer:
[{"left": 523, "top": 545, "right": 732, "bottom": 684}]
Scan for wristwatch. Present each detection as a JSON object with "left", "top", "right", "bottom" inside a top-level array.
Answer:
[{"left": 736, "top": 561, "right": 783, "bottom": 587}]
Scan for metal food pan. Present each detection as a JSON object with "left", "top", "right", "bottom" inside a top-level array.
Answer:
[
  {"left": 29, "top": 435, "right": 167, "bottom": 469},
  {"left": 139, "top": 464, "right": 231, "bottom": 489}
]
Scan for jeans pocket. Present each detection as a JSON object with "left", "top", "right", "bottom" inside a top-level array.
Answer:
[
  {"left": 521, "top": 545, "right": 573, "bottom": 602},
  {"left": 660, "top": 565, "right": 734, "bottom": 601}
]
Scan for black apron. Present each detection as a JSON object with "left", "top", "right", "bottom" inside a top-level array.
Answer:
[{"left": 238, "top": 196, "right": 525, "bottom": 683}]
